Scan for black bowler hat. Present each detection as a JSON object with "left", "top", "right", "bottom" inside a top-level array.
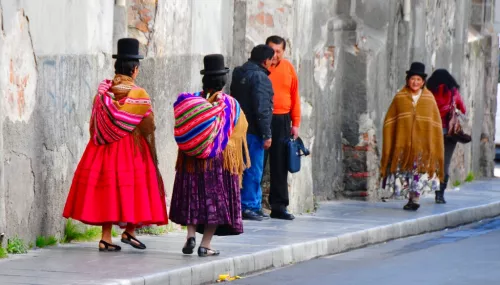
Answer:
[
  {"left": 112, "top": 38, "right": 144, "bottom": 60},
  {"left": 406, "top": 62, "right": 427, "bottom": 79},
  {"left": 200, "top": 54, "right": 230, "bottom": 75}
]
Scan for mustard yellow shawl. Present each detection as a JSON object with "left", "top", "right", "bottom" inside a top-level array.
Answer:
[{"left": 380, "top": 87, "right": 444, "bottom": 180}]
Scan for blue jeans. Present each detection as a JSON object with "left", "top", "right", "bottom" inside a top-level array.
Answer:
[{"left": 241, "top": 134, "right": 264, "bottom": 211}]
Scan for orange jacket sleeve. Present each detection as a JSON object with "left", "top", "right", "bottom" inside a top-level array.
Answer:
[{"left": 290, "top": 65, "right": 301, "bottom": 127}]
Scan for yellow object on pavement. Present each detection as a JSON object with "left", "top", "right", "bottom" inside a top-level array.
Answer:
[{"left": 217, "top": 274, "right": 243, "bottom": 282}]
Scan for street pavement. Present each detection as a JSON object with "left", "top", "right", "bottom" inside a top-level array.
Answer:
[
  {"left": 1, "top": 178, "right": 500, "bottom": 284},
  {"left": 232, "top": 217, "right": 500, "bottom": 285}
]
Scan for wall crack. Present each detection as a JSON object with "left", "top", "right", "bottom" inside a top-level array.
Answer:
[
  {"left": 10, "top": 151, "right": 36, "bottom": 196},
  {"left": 145, "top": 0, "right": 159, "bottom": 56}
]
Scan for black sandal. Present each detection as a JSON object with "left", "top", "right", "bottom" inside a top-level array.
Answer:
[
  {"left": 198, "top": 246, "right": 220, "bottom": 257},
  {"left": 121, "top": 231, "right": 146, "bottom": 250},
  {"left": 99, "top": 240, "right": 121, "bottom": 252},
  {"left": 403, "top": 200, "right": 420, "bottom": 211},
  {"left": 182, "top": 237, "right": 196, "bottom": 254}
]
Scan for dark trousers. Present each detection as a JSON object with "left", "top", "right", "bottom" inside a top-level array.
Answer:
[
  {"left": 441, "top": 136, "right": 458, "bottom": 192},
  {"left": 267, "top": 114, "right": 291, "bottom": 211}
]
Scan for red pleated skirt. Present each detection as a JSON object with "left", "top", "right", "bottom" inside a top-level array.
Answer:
[{"left": 63, "top": 134, "right": 168, "bottom": 227}]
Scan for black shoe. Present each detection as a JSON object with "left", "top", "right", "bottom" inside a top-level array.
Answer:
[
  {"left": 182, "top": 237, "right": 196, "bottom": 254},
  {"left": 98, "top": 240, "right": 121, "bottom": 252},
  {"left": 242, "top": 209, "right": 263, "bottom": 221},
  {"left": 435, "top": 194, "right": 447, "bottom": 204},
  {"left": 198, "top": 246, "right": 220, "bottom": 257},
  {"left": 270, "top": 210, "right": 295, "bottom": 220},
  {"left": 255, "top": 209, "right": 270, "bottom": 219},
  {"left": 436, "top": 184, "right": 447, "bottom": 204},
  {"left": 121, "top": 231, "right": 146, "bottom": 249},
  {"left": 403, "top": 200, "right": 420, "bottom": 211}
]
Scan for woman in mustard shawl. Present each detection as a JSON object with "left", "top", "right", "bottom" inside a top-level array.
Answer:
[{"left": 380, "top": 62, "right": 444, "bottom": 211}]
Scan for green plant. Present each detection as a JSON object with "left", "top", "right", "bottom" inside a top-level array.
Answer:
[
  {"left": 136, "top": 226, "right": 168, "bottom": 235},
  {"left": 6, "top": 237, "right": 28, "bottom": 254},
  {"left": 111, "top": 228, "right": 119, "bottom": 238},
  {"left": 0, "top": 247, "right": 7, "bottom": 258},
  {"left": 80, "top": 227, "right": 102, "bottom": 241},
  {"left": 465, "top": 172, "right": 475, "bottom": 182},
  {"left": 36, "top": 236, "right": 58, "bottom": 248},
  {"left": 137, "top": 224, "right": 180, "bottom": 235},
  {"left": 453, "top": 180, "right": 461, "bottom": 187},
  {"left": 62, "top": 219, "right": 80, "bottom": 243},
  {"left": 61, "top": 219, "right": 103, "bottom": 243}
]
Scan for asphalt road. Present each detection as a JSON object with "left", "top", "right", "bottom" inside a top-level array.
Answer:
[{"left": 231, "top": 218, "right": 500, "bottom": 285}]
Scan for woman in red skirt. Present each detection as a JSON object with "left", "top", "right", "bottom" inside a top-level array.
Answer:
[{"left": 63, "top": 38, "right": 168, "bottom": 251}]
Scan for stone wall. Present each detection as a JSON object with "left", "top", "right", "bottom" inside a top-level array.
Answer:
[
  {"left": 0, "top": 0, "right": 497, "bottom": 241},
  {"left": 0, "top": 0, "right": 114, "bottom": 240}
]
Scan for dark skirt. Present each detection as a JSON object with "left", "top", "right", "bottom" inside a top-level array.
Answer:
[{"left": 169, "top": 153, "right": 243, "bottom": 236}]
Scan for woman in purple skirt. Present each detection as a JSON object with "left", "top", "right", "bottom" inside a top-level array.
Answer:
[{"left": 170, "top": 54, "right": 249, "bottom": 257}]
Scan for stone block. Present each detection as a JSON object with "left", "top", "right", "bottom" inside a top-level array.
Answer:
[
  {"left": 425, "top": 214, "right": 447, "bottom": 232},
  {"left": 253, "top": 249, "right": 273, "bottom": 271},
  {"left": 191, "top": 261, "right": 216, "bottom": 285},
  {"left": 337, "top": 230, "right": 365, "bottom": 252},
  {"left": 143, "top": 271, "right": 170, "bottom": 285},
  {"left": 212, "top": 259, "right": 235, "bottom": 281},
  {"left": 272, "top": 247, "right": 286, "bottom": 268},
  {"left": 281, "top": 245, "right": 294, "bottom": 266},
  {"left": 316, "top": 238, "right": 328, "bottom": 257},
  {"left": 290, "top": 243, "right": 306, "bottom": 263},
  {"left": 303, "top": 240, "right": 319, "bottom": 260},
  {"left": 168, "top": 267, "right": 192, "bottom": 285},
  {"left": 364, "top": 226, "right": 387, "bottom": 244},
  {"left": 399, "top": 219, "right": 420, "bottom": 237},
  {"left": 326, "top": 236, "right": 340, "bottom": 255},
  {"left": 233, "top": 254, "right": 255, "bottom": 276}
]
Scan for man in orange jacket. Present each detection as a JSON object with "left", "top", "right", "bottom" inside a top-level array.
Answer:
[{"left": 266, "top": 35, "right": 301, "bottom": 220}]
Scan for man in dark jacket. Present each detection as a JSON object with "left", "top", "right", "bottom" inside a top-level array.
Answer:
[{"left": 230, "top": 44, "right": 275, "bottom": 221}]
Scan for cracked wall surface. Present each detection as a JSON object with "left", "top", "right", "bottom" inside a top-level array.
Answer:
[
  {"left": 0, "top": 0, "right": 497, "bottom": 240},
  {"left": 0, "top": 0, "right": 115, "bottom": 241},
  {"left": 0, "top": 1, "right": 5, "bottom": 237}
]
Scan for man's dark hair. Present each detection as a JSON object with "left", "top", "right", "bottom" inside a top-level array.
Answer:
[
  {"left": 202, "top": 74, "right": 227, "bottom": 95},
  {"left": 250, "top": 44, "right": 275, "bottom": 64},
  {"left": 266, "top": 35, "right": 286, "bottom": 50},
  {"left": 114, "top": 59, "right": 140, "bottom": 77}
]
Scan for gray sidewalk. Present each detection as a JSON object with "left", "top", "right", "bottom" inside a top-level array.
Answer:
[{"left": 1, "top": 179, "right": 500, "bottom": 285}]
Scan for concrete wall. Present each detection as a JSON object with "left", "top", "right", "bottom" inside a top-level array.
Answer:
[
  {"left": 0, "top": 0, "right": 497, "bottom": 241},
  {"left": 0, "top": 0, "right": 114, "bottom": 241},
  {"left": 339, "top": 0, "right": 497, "bottom": 199}
]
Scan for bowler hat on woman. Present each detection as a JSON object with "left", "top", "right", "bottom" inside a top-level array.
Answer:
[
  {"left": 406, "top": 62, "right": 427, "bottom": 79},
  {"left": 200, "top": 54, "right": 230, "bottom": 75},
  {"left": 112, "top": 38, "right": 144, "bottom": 60}
]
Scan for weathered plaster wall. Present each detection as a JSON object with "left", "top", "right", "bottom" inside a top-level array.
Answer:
[
  {"left": 0, "top": 2, "right": 6, "bottom": 236},
  {"left": 340, "top": 0, "right": 497, "bottom": 199},
  {"left": 0, "top": 0, "right": 497, "bottom": 240},
  {"left": 0, "top": 0, "right": 114, "bottom": 241},
  {"left": 130, "top": 0, "right": 236, "bottom": 208}
]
